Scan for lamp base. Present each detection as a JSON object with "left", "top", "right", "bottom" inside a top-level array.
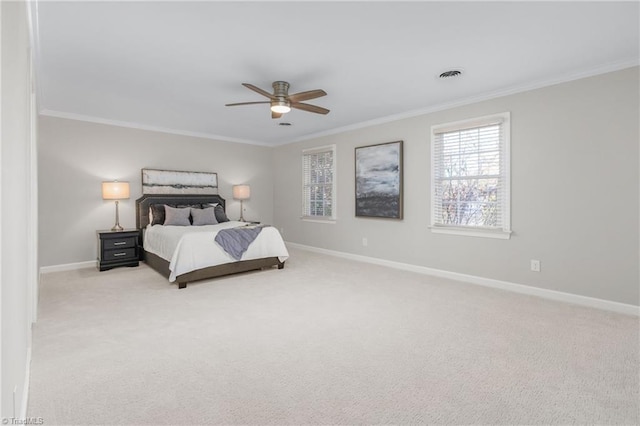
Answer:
[
  {"left": 238, "top": 199, "right": 245, "bottom": 222},
  {"left": 111, "top": 200, "right": 124, "bottom": 231}
]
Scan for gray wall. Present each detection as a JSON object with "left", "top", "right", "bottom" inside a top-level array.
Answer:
[
  {"left": 273, "top": 67, "right": 640, "bottom": 306},
  {"left": 1, "top": 0, "right": 36, "bottom": 417},
  {"left": 38, "top": 117, "right": 274, "bottom": 267}
]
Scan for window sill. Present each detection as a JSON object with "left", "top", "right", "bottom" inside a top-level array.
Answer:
[
  {"left": 301, "top": 217, "right": 337, "bottom": 224},
  {"left": 429, "top": 225, "right": 511, "bottom": 239}
]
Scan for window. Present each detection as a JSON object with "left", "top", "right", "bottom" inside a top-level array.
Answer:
[
  {"left": 430, "top": 112, "right": 511, "bottom": 239},
  {"left": 302, "top": 145, "right": 336, "bottom": 221}
]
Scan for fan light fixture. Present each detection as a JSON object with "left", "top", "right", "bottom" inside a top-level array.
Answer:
[{"left": 270, "top": 100, "right": 291, "bottom": 114}]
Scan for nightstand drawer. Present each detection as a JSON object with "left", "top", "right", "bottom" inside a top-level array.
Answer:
[
  {"left": 102, "top": 236, "right": 136, "bottom": 250},
  {"left": 103, "top": 248, "right": 136, "bottom": 262}
]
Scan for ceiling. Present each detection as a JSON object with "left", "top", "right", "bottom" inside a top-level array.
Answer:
[{"left": 34, "top": 1, "right": 639, "bottom": 146}]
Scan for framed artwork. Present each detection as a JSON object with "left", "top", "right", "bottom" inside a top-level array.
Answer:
[
  {"left": 141, "top": 168, "right": 218, "bottom": 194},
  {"left": 355, "top": 140, "right": 403, "bottom": 219}
]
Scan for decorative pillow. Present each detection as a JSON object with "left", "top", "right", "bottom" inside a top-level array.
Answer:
[
  {"left": 150, "top": 204, "right": 166, "bottom": 226},
  {"left": 174, "top": 204, "right": 200, "bottom": 224},
  {"left": 214, "top": 205, "right": 230, "bottom": 222},
  {"left": 191, "top": 207, "right": 218, "bottom": 226},
  {"left": 163, "top": 205, "right": 191, "bottom": 226},
  {"left": 176, "top": 204, "right": 204, "bottom": 209}
]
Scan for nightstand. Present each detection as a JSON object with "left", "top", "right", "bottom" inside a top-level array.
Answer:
[{"left": 97, "top": 229, "right": 140, "bottom": 271}]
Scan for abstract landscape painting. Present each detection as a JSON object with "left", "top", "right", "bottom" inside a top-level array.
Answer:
[
  {"left": 142, "top": 168, "right": 218, "bottom": 194},
  {"left": 355, "top": 140, "right": 403, "bottom": 219}
]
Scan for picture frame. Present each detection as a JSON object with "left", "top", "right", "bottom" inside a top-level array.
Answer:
[
  {"left": 355, "top": 140, "right": 403, "bottom": 219},
  {"left": 141, "top": 168, "right": 218, "bottom": 194}
]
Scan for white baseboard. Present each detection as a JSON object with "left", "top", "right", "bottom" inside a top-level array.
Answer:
[
  {"left": 39, "top": 260, "right": 96, "bottom": 274},
  {"left": 286, "top": 242, "right": 639, "bottom": 316},
  {"left": 20, "top": 347, "right": 32, "bottom": 419}
]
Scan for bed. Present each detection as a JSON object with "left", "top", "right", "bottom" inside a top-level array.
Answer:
[{"left": 136, "top": 194, "right": 288, "bottom": 288}]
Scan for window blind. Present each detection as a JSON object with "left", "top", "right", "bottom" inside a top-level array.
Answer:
[
  {"left": 302, "top": 146, "right": 335, "bottom": 219},
  {"left": 431, "top": 113, "right": 510, "bottom": 232}
]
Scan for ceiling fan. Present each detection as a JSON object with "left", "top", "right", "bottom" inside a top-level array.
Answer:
[{"left": 225, "top": 81, "right": 329, "bottom": 119}]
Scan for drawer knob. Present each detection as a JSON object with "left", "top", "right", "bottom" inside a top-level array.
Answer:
[
  {"left": 113, "top": 242, "right": 127, "bottom": 246},
  {"left": 113, "top": 252, "right": 127, "bottom": 257}
]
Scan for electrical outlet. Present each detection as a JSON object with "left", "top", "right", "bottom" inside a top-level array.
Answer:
[
  {"left": 530, "top": 259, "right": 541, "bottom": 272},
  {"left": 362, "top": 237, "right": 368, "bottom": 247}
]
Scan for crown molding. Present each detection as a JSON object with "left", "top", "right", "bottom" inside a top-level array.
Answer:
[
  {"left": 38, "top": 109, "right": 271, "bottom": 147},
  {"left": 275, "top": 59, "right": 639, "bottom": 146}
]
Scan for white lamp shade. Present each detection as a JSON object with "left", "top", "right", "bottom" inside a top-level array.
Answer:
[
  {"left": 233, "top": 184, "right": 250, "bottom": 200},
  {"left": 102, "top": 181, "right": 130, "bottom": 200}
]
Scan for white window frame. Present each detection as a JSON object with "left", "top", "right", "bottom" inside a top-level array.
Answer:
[
  {"left": 430, "top": 112, "right": 511, "bottom": 239},
  {"left": 301, "top": 144, "right": 337, "bottom": 223}
]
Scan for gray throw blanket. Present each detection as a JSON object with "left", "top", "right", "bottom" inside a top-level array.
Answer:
[{"left": 215, "top": 225, "right": 266, "bottom": 261}]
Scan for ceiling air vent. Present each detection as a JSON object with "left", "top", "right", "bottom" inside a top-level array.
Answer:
[{"left": 439, "top": 70, "right": 462, "bottom": 79}]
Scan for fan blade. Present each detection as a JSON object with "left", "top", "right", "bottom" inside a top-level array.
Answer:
[
  {"left": 288, "top": 89, "right": 327, "bottom": 103},
  {"left": 225, "top": 101, "right": 271, "bottom": 107},
  {"left": 242, "top": 83, "right": 275, "bottom": 100},
  {"left": 272, "top": 111, "right": 283, "bottom": 119},
  {"left": 291, "top": 102, "right": 330, "bottom": 115}
]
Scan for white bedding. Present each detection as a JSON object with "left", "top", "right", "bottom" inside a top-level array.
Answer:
[{"left": 143, "top": 221, "right": 289, "bottom": 282}]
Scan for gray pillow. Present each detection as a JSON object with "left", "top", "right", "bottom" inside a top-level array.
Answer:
[
  {"left": 150, "top": 204, "right": 166, "bottom": 226},
  {"left": 214, "top": 205, "right": 230, "bottom": 223},
  {"left": 190, "top": 207, "right": 218, "bottom": 226},
  {"left": 163, "top": 205, "right": 191, "bottom": 226}
]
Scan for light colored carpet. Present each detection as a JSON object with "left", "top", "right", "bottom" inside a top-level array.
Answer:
[{"left": 28, "top": 248, "right": 639, "bottom": 425}]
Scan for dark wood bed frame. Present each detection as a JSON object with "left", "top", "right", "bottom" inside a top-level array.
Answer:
[{"left": 136, "top": 194, "right": 284, "bottom": 289}]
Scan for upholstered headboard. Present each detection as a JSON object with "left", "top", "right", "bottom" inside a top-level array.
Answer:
[{"left": 136, "top": 194, "right": 226, "bottom": 229}]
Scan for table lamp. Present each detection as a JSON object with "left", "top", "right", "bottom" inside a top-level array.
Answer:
[
  {"left": 232, "top": 184, "right": 250, "bottom": 222},
  {"left": 102, "top": 181, "right": 130, "bottom": 231}
]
